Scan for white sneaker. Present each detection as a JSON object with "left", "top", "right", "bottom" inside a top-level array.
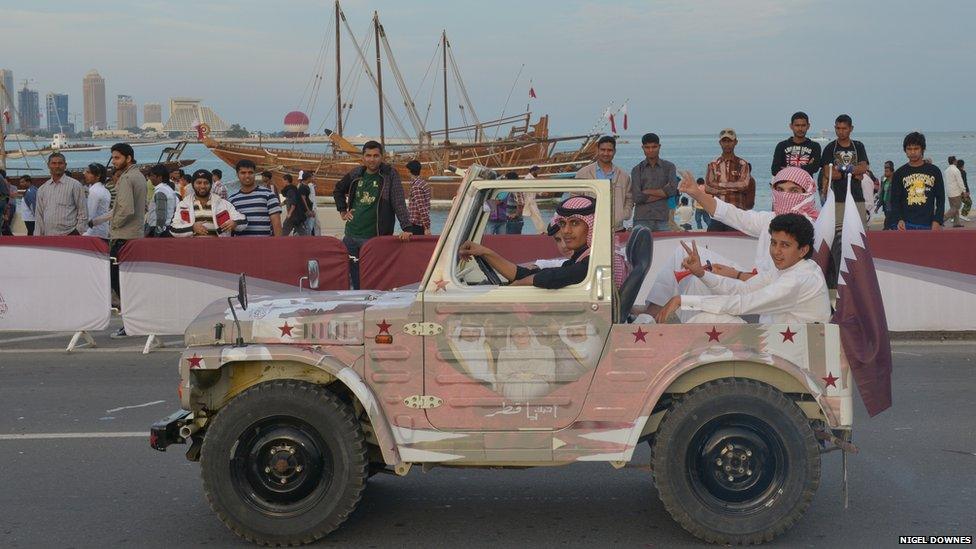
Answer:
[{"left": 960, "top": 216, "right": 971, "bottom": 222}]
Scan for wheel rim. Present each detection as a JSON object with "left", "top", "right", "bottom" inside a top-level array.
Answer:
[
  {"left": 230, "top": 416, "right": 334, "bottom": 516},
  {"left": 685, "top": 413, "right": 788, "bottom": 515}
]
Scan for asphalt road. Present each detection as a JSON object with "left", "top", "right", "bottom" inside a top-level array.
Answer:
[{"left": 0, "top": 333, "right": 973, "bottom": 548}]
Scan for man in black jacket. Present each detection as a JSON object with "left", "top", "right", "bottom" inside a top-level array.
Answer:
[{"left": 333, "top": 140, "right": 415, "bottom": 289}]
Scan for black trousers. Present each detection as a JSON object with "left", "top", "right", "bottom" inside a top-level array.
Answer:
[
  {"left": 110, "top": 239, "right": 127, "bottom": 299},
  {"left": 342, "top": 235, "right": 371, "bottom": 290}
]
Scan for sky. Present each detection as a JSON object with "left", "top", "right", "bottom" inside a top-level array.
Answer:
[{"left": 3, "top": 0, "right": 975, "bottom": 137}]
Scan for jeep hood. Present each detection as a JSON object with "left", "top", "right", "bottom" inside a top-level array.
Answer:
[{"left": 185, "top": 289, "right": 417, "bottom": 347}]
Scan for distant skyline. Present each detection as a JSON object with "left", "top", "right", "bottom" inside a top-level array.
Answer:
[{"left": 4, "top": 0, "right": 976, "bottom": 137}]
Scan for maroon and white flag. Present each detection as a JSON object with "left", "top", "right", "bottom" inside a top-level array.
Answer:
[
  {"left": 833, "top": 185, "right": 893, "bottom": 416},
  {"left": 603, "top": 107, "right": 617, "bottom": 134},
  {"left": 811, "top": 185, "right": 836, "bottom": 277}
]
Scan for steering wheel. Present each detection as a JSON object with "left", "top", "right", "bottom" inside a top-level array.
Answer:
[{"left": 474, "top": 255, "right": 503, "bottom": 285}]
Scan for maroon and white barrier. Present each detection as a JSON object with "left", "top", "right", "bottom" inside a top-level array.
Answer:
[
  {"left": 0, "top": 237, "right": 111, "bottom": 332},
  {"left": 118, "top": 237, "right": 350, "bottom": 336},
  {"left": 5, "top": 230, "right": 967, "bottom": 336},
  {"left": 865, "top": 232, "right": 976, "bottom": 331}
]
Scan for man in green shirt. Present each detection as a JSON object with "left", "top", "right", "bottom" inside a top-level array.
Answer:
[{"left": 333, "top": 140, "right": 415, "bottom": 289}]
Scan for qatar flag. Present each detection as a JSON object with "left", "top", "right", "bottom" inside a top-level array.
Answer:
[
  {"left": 2, "top": 107, "right": 10, "bottom": 125},
  {"left": 833, "top": 183, "right": 893, "bottom": 417},
  {"left": 811, "top": 185, "right": 836, "bottom": 277},
  {"left": 192, "top": 119, "right": 205, "bottom": 141},
  {"left": 604, "top": 108, "right": 617, "bottom": 134},
  {"left": 620, "top": 103, "right": 628, "bottom": 131},
  {"left": 529, "top": 86, "right": 537, "bottom": 99}
]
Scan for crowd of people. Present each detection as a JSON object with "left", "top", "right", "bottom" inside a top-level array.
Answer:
[
  {"left": 575, "top": 112, "right": 965, "bottom": 235},
  {"left": 0, "top": 144, "right": 335, "bottom": 336},
  {"left": 0, "top": 156, "right": 325, "bottom": 241},
  {"left": 0, "top": 113, "right": 968, "bottom": 310}
]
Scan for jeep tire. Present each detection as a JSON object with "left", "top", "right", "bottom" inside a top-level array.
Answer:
[
  {"left": 201, "top": 380, "right": 367, "bottom": 546},
  {"left": 651, "top": 378, "right": 820, "bottom": 545}
]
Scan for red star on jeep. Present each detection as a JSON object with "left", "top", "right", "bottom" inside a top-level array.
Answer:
[{"left": 822, "top": 372, "right": 839, "bottom": 388}]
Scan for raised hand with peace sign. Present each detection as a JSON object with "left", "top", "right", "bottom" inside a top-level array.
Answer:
[{"left": 680, "top": 240, "right": 706, "bottom": 278}]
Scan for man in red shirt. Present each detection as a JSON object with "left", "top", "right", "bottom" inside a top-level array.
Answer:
[
  {"left": 406, "top": 160, "right": 430, "bottom": 235},
  {"left": 704, "top": 128, "right": 753, "bottom": 231}
]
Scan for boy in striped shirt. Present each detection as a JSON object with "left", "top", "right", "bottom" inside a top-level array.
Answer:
[{"left": 229, "top": 160, "right": 282, "bottom": 236}]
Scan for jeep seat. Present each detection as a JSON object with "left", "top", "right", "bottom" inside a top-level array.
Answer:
[{"left": 616, "top": 226, "right": 652, "bottom": 321}]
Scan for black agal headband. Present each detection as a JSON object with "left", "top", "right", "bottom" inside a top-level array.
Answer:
[{"left": 555, "top": 195, "right": 596, "bottom": 217}]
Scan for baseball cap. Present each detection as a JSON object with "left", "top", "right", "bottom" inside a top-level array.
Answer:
[{"left": 719, "top": 128, "right": 737, "bottom": 141}]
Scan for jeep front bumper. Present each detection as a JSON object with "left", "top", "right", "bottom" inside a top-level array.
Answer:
[{"left": 149, "top": 410, "right": 193, "bottom": 451}]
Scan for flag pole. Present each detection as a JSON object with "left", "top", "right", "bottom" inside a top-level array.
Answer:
[
  {"left": 823, "top": 163, "right": 833, "bottom": 204},
  {"left": 0, "top": 79, "right": 7, "bottom": 172}
]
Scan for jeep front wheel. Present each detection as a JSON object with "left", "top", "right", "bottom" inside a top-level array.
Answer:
[
  {"left": 651, "top": 378, "right": 820, "bottom": 545},
  {"left": 200, "top": 380, "right": 367, "bottom": 546}
]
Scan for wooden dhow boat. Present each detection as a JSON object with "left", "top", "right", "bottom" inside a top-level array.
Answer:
[{"left": 203, "top": 2, "right": 599, "bottom": 199}]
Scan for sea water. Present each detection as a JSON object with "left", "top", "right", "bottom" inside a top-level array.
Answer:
[{"left": 7, "top": 131, "right": 974, "bottom": 233}]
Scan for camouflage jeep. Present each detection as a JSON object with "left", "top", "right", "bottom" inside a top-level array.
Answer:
[{"left": 151, "top": 166, "right": 855, "bottom": 545}]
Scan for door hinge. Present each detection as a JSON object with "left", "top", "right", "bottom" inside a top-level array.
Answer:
[
  {"left": 402, "top": 322, "right": 444, "bottom": 336},
  {"left": 403, "top": 395, "right": 443, "bottom": 409}
]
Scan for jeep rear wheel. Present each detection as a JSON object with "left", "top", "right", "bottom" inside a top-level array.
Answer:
[
  {"left": 651, "top": 378, "right": 820, "bottom": 545},
  {"left": 201, "top": 380, "right": 367, "bottom": 546}
]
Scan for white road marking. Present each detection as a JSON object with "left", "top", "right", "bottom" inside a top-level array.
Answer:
[
  {"left": 0, "top": 432, "right": 146, "bottom": 441},
  {"left": 0, "top": 333, "right": 74, "bottom": 345},
  {"left": 106, "top": 400, "right": 166, "bottom": 413},
  {"left": 0, "top": 346, "right": 182, "bottom": 354}
]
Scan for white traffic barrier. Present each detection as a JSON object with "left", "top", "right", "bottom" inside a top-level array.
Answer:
[{"left": 0, "top": 237, "right": 111, "bottom": 333}]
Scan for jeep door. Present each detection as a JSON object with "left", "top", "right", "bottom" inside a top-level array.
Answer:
[{"left": 421, "top": 180, "right": 613, "bottom": 431}]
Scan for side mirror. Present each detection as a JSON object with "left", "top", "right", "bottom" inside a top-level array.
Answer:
[
  {"left": 299, "top": 260, "right": 319, "bottom": 292},
  {"left": 237, "top": 273, "right": 248, "bottom": 311},
  {"left": 307, "top": 260, "right": 320, "bottom": 290},
  {"left": 227, "top": 273, "right": 248, "bottom": 347}
]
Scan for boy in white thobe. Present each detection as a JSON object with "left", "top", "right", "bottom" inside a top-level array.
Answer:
[{"left": 655, "top": 213, "right": 830, "bottom": 325}]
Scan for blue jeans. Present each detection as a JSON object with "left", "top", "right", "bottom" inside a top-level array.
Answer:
[
  {"left": 487, "top": 220, "right": 506, "bottom": 234},
  {"left": 506, "top": 220, "right": 524, "bottom": 235},
  {"left": 634, "top": 219, "right": 671, "bottom": 232},
  {"left": 694, "top": 209, "right": 711, "bottom": 230},
  {"left": 904, "top": 222, "right": 931, "bottom": 230}
]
